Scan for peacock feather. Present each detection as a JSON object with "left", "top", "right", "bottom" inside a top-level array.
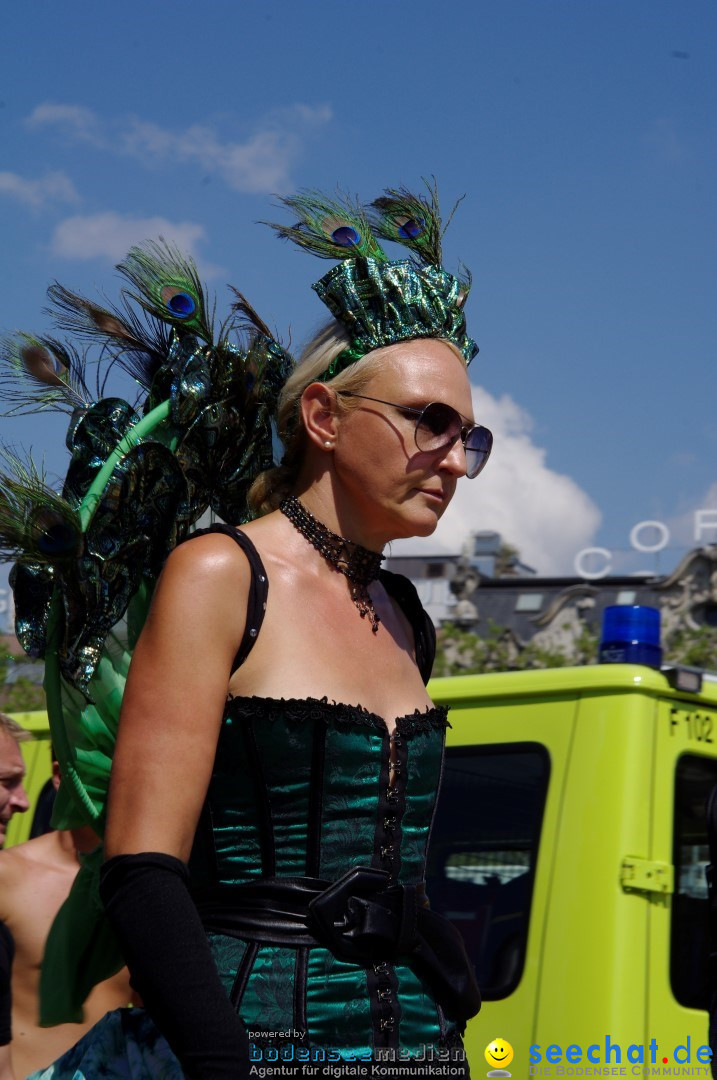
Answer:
[
  {"left": 117, "top": 240, "right": 213, "bottom": 344},
  {"left": 228, "top": 287, "right": 274, "bottom": 340},
  {"left": 0, "top": 448, "right": 82, "bottom": 564},
  {"left": 48, "top": 284, "right": 170, "bottom": 392},
  {"left": 0, "top": 333, "right": 91, "bottom": 416},
  {"left": 264, "top": 191, "right": 387, "bottom": 262},
  {"left": 370, "top": 179, "right": 445, "bottom": 267}
]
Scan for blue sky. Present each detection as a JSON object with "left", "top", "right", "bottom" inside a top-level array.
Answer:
[{"left": 1, "top": 0, "right": 716, "bottom": 625}]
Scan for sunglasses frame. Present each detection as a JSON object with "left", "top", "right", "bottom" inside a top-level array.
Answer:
[{"left": 335, "top": 392, "right": 492, "bottom": 479}]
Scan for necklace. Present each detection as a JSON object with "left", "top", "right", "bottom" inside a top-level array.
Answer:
[{"left": 280, "top": 495, "right": 384, "bottom": 633}]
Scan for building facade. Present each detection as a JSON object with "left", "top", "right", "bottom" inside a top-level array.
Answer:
[{"left": 386, "top": 532, "right": 717, "bottom": 665}]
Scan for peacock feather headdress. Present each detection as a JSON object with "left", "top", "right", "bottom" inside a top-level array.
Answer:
[
  {"left": 265, "top": 180, "right": 477, "bottom": 380},
  {"left": 1, "top": 239, "right": 292, "bottom": 807}
]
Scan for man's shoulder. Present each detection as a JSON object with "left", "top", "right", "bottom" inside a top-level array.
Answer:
[
  {"left": 0, "top": 832, "right": 75, "bottom": 923},
  {"left": 0, "top": 845, "right": 27, "bottom": 920},
  {"left": 0, "top": 831, "right": 68, "bottom": 878}
]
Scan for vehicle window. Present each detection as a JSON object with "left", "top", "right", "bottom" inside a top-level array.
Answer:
[
  {"left": 671, "top": 753, "right": 717, "bottom": 1008},
  {"left": 426, "top": 743, "right": 549, "bottom": 999}
]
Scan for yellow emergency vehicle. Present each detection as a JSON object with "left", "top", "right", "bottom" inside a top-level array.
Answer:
[{"left": 426, "top": 664, "right": 716, "bottom": 1076}]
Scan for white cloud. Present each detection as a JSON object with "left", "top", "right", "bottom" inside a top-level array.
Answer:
[
  {"left": 50, "top": 212, "right": 209, "bottom": 264},
  {"left": 390, "top": 385, "right": 602, "bottom": 575},
  {"left": 0, "top": 170, "right": 79, "bottom": 208},
  {"left": 26, "top": 103, "right": 100, "bottom": 141},
  {"left": 27, "top": 101, "right": 333, "bottom": 193},
  {"left": 117, "top": 120, "right": 306, "bottom": 191}
]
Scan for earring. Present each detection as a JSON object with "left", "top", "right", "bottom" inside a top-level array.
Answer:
[{"left": 324, "top": 440, "right": 333, "bottom": 447}]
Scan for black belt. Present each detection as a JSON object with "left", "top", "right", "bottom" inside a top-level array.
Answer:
[{"left": 192, "top": 866, "right": 481, "bottom": 1024}]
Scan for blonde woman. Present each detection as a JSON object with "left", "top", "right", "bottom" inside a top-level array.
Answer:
[{"left": 30, "top": 188, "right": 489, "bottom": 1078}]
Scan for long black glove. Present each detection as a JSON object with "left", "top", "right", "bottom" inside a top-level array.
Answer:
[{"left": 99, "top": 852, "right": 251, "bottom": 1080}]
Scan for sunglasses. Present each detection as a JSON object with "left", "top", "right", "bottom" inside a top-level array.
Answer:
[{"left": 336, "top": 392, "right": 493, "bottom": 479}]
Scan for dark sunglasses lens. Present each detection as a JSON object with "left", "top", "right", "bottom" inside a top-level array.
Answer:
[
  {"left": 465, "top": 426, "right": 493, "bottom": 478},
  {"left": 414, "top": 403, "right": 462, "bottom": 449}
]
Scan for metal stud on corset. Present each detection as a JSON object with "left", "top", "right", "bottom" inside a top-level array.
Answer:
[{"left": 279, "top": 495, "right": 385, "bottom": 632}]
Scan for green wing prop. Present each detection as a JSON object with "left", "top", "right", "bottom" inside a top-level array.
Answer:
[{"left": 0, "top": 241, "right": 293, "bottom": 1023}]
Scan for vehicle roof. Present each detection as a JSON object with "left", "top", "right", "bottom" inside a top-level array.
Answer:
[{"left": 429, "top": 663, "right": 717, "bottom": 707}]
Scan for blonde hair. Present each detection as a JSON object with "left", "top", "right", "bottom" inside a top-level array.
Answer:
[
  {"left": 247, "top": 322, "right": 468, "bottom": 517},
  {"left": 248, "top": 322, "right": 395, "bottom": 516},
  {"left": 0, "top": 712, "right": 32, "bottom": 743}
]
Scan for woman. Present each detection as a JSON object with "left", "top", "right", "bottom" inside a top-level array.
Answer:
[{"left": 26, "top": 186, "right": 488, "bottom": 1078}]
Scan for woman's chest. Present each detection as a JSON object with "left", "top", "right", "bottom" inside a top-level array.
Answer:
[{"left": 228, "top": 583, "right": 431, "bottom": 726}]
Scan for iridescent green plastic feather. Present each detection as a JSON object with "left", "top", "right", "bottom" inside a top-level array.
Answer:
[
  {"left": 370, "top": 181, "right": 444, "bottom": 266},
  {"left": 118, "top": 240, "right": 213, "bottom": 343},
  {"left": 264, "top": 191, "right": 387, "bottom": 262}
]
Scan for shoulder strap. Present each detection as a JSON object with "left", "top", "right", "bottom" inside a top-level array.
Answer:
[
  {"left": 379, "top": 569, "right": 437, "bottom": 685},
  {"left": 182, "top": 525, "right": 269, "bottom": 675}
]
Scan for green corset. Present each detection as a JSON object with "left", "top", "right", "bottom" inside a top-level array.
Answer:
[{"left": 188, "top": 694, "right": 462, "bottom": 1059}]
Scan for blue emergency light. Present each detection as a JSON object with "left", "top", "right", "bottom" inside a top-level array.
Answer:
[{"left": 599, "top": 604, "right": 662, "bottom": 669}]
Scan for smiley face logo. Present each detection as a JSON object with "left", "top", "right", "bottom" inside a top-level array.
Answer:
[{"left": 485, "top": 1038, "right": 514, "bottom": 1074}]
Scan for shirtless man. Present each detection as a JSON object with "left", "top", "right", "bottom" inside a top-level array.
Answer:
[
  {"left": 0, "top": 714, "right": 30, "bottom": 1080},
  {"left": 0, "top": 761, "right": 133, "bottom": 1078}
]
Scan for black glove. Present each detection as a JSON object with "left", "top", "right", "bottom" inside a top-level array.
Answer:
[{"left": 100, "top": 851, "right": 250, "bottom": 1079}]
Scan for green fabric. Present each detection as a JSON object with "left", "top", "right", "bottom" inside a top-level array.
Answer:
[
  {"left": 40, "top": 589, "right": 153, "bottom": 1024},
  {"left": 39, "top": 847, "right": 125, "bottom": 1026}
]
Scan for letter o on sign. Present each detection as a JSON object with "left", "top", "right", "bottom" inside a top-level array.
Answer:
[
  {"left": 630, "top": 520, "right": 670, "bottom": 553},
  {"left": 574, "top": 547, "right": 612, "bottom": 580}
]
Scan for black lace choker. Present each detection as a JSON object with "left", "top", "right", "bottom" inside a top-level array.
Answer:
[{"left": 280, "top": 495, "right": 385, "bottom": 633}]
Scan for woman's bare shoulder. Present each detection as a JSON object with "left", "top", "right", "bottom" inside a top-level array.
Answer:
[
  {"left": 139, "top": 531, "right": 255, "bottom": 652},
  {"left": 161, "top": 530, "right": 252, "bottom": 588}
]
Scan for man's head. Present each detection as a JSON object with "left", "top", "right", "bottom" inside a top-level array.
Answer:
[{"left": 0, "top": 713, "right": 30, "bottom": 847}]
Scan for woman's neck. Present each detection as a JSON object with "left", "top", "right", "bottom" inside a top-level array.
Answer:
[{"left": 291, "top": 484, "right": 387, "bottom": 553}]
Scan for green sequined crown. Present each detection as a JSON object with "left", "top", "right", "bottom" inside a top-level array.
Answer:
[{"left": 266, "top": 183, "right": 477, "bottom": 379}]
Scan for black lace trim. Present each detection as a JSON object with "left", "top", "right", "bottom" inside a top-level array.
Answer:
[
  {"left": 224, "top": 694, "right": 449, "bottom": 734},
  {"left": 395, "top": 709, "right": 451, "bottom": 735}
]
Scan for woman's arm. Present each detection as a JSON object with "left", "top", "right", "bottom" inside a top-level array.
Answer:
[
  {"left": 101, "top": 534, "right": 253, "bottom": 1079},
  {"left": 105, "top": 532, "right": 250, "bottom": 861}
]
